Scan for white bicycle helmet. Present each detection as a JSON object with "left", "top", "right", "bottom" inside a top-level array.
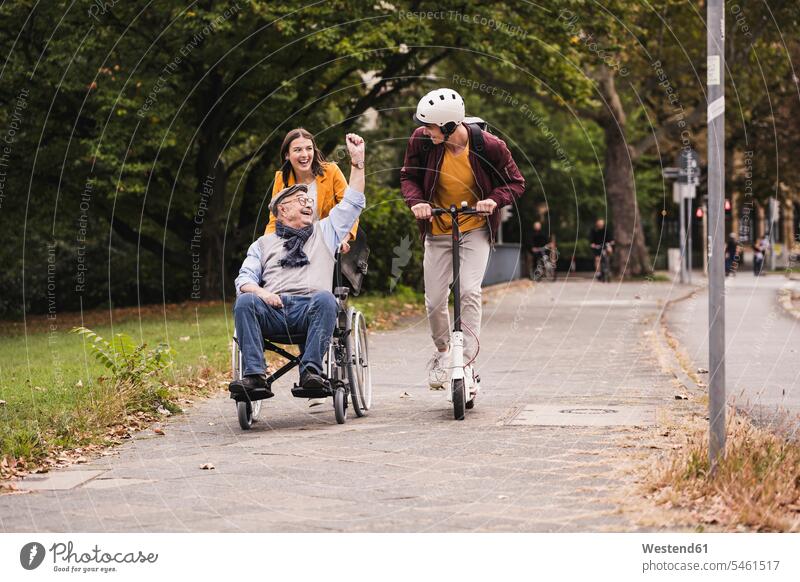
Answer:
[{"left": 414, "top": 88, "right": 465, "bottom": 135}]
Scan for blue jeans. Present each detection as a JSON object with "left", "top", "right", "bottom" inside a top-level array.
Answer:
[{"left": 233, "top": 291, "right": 337, "bottom": 377}]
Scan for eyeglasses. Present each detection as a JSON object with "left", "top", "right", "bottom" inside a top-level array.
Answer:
[{"left": 280, "top": 195, "right": 311, "bottom": 208}]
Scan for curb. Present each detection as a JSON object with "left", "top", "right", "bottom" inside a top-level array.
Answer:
[{"left": 658, "top": 287, "right": 704, "bottom": 395}]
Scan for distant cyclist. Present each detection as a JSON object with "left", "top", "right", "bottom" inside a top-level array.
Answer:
[
  {"left": 531, "top": 220, "right": 553, "bottom": 276},
  {"left": 400, "top": 88, "right": 525, "bottom": 397},
  {"left": 588, "top": 218, "right": 614, "bottom": 279}
]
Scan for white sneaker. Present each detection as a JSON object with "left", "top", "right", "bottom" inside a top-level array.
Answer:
[{"left": 427, "top": 347, "right": 450, "bottom": 390}]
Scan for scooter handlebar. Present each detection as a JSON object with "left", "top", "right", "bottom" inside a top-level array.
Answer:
[{"left": 430, "top": 205, "right": 482, "bottom": 216}]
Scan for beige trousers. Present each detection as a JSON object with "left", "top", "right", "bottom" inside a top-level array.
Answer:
[{"left": 423, "top": 227, "right": 491, "bottom": 361}]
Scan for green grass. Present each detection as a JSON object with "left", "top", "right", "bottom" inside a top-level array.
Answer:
[
  {"left": 0, "top": 292, "right": 423, "bottom": 468},
  {"left": 0, "top": 302, "right": 233, "bottom": 466}
]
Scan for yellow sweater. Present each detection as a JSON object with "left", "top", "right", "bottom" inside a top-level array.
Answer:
[{"left": 431, "top": 144, "right": 486, "bottom": 235}]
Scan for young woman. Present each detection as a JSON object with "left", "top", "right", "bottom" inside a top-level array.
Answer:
[{"left": 265, "top": 128, "right": 357, "bottom": 252}]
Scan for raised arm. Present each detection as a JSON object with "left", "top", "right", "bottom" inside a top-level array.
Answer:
[{"left": 320, "top": 134, "right": 366, "bottom": 254}]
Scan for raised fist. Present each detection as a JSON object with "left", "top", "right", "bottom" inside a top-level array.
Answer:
[{"left": 345, "top": 133, "right": 365, "bottom": 164}]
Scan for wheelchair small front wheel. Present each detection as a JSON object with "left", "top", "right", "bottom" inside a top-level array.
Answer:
[
  {"left": 333, "top": 386, "right": 347, "bottom": 424},
  {"left": 237, "top": 400, "right": 254, "bottom": 430}
]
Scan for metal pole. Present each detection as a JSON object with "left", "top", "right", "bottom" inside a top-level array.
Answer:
[
  {"left": 687, "top": 193, "right": 693, "bottom": 283},
  {"left": 707, "top": 0, "right": 726, "bottom": 468},
  {"left": 679, "top": 186, "right": 687, "bottom": 284},
  {"left": 768, "top": 197, "right": 776, "bottom": 271},
  {"left": 702, "top": 202, "right": 708, "bottom": 276}
]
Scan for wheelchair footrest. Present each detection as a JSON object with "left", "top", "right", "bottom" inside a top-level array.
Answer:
[
  {"left": 229, "top": 387, "right": 274, "bottom": 402},
  {"left": 291, "top": 384, "right": 333, "bottom": 399}
]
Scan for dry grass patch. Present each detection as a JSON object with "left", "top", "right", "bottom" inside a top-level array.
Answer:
[{"left": 647, "top": 410, "right": 800, "bottom": 531}]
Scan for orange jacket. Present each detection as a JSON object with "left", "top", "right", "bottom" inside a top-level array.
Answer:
[{"left": 265, "top": 162, "right": 358, "bottom": 239}]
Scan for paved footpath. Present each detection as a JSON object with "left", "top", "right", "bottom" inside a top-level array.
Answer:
[
  {"left": 2, "top": 279, "right": 694, "bottom": 532},
  {"left": 665, "top": 272, "right": 800, "bottom": 427}
]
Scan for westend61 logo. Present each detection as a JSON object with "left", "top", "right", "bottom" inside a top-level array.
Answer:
[{"left": 20, "top": 541, "right": 158, "bottom": 574}]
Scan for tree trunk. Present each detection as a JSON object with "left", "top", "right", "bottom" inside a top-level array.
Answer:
[
  {"left": 193, "top": 143, "right": 227, "bottom": 300},
  {"left": 194, "top": 73, "right": 228, "bottom": 300},
  {"left": 597, "top": 68, "right": 651, "bottom": 277}
]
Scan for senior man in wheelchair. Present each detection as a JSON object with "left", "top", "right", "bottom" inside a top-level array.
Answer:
[{"left": 229, "top": 133, "right": 366, "bottom": 398}]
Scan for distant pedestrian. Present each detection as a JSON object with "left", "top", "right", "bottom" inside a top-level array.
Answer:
[
  {"left": 753, "top": 235, "right": 769, "bottom": 276},
  {"left": 725, "top": 233, "right": 739, "bottom": 276},
  {"left": 588, "top": 219, "right": 614, "bottom": 279}
]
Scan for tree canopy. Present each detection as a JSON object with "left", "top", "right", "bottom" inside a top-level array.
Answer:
[{"left": 1, "top": 0, "right": 798, "bottom": 317}]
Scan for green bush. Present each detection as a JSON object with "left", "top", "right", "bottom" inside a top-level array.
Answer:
[
  {"left": 359, "top": 185, "right": 424, "bottom": 294},
  {"left": 71, "top": 326, "right": 174, "bottom": 384}
]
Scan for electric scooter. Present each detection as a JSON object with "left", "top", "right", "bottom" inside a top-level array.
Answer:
[{"left": 431, "top": 202, "right": 482, "bottom": 420}]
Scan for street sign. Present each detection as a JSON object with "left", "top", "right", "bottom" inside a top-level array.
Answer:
[
  {"left": 672, "top": 182, "right": 696, "bottom": 203},
  {"left": 678, "top": 148, "right": 700, "bottom": 185}
]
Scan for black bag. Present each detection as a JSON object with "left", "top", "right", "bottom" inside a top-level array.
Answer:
[{"left": 334, "top": 228, "right": 370, "bottom": 296}]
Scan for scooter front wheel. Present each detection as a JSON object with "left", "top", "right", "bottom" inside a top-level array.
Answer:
[{"left": 452, "top": 378, "right": 466, "bottom": 420}]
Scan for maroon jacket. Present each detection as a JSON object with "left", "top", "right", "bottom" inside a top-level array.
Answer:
[{"left": 399, "top": 125, "right": 526, "bottom": 242}]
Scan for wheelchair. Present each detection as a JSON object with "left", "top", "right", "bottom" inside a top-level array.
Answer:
[{"left": 230, "top": 235, "right": 372, "bottom": 430}]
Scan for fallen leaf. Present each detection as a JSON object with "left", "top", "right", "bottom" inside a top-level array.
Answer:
[
  {"left": 0, "top": 400, "right": 6, "bottom": 406},
  {"left": 399, "top": 391, "right": 413, "bottom": 399},
  {"left": 674, "top": 394, "right": 689, "bottom": 400},
  {"left": 74, "top": 457, "right": 88, "bottom": 464},
  {"left": 156, "top": 405, "right": 172, "bottom": 416},
  {"left": 208, "top": 422, "right": 215, "bottom": 426},
  {"left": 75, "top": 380, "right": 83, "bottom": 388},
  {"left": 154, "top": 428, "right": 165, "bottom": 435},
  {"left": 200, "top": 463, "right": 215, "bottom": 470},
  {"left": 179, "top": 336, "right": 191, "bottom": 341},
  {"left": 697, "top": 367, "right": 709, "bottom": 374},
  {"left": 497, "top": 495, "right": 509, "bottom": 500}
]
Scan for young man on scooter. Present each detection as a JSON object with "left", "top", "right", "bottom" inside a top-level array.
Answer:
[{"left": 399, "top": 88, "right": 525, "bottom": 402}]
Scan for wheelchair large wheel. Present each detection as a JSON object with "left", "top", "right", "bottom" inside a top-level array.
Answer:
[
  {"left": 352, "top": 310, "right": 372, "bottom": 411},
  {"left": 333, "top": 386, "right": 347, "bottom": 424},
  {"left": 232, "top": 333, "right": 261, "bottom": 427},
  {"left": 344, "top": 312, "right": 365, "bottom": 418}
]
